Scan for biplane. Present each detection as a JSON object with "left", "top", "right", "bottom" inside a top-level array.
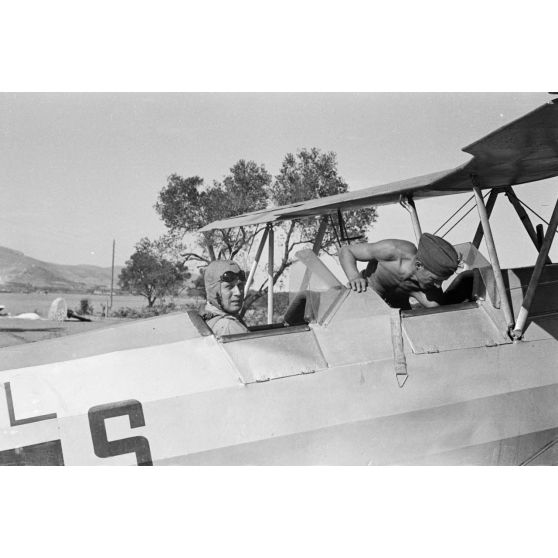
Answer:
[{"left": 1, "top": 98, "right": 558, "bottom": 465}]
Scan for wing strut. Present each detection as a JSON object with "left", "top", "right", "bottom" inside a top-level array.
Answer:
[
  {"left": 244, "top": 226, "right": 269, "bottom": 298},
  {"left": 472, "top": 189, "right": 499, "bottom": 248},
  {"left": 513, "top": 196, "right": 558, "bottom": 339},
  {"left": 267, "top": 224, "right": 274, "bottom": 324},
  {"left": 312, "top": 216, "right": 329, "bottom": 252},
  {"left": 400, "top": 195, "right": 422, "bottom": 242},
  {"left": 504, "top": 187, "right": 552, "bottom": 264},
  {"left": 472, "top": 177, "right": 515, "bottom": 333}
]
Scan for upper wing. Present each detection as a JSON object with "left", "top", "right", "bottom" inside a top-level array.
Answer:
[
  {"left": 462, "top": 101, "right": 558, "bottom": 187},
  {"left": 200, "top": 100, "right": 558, "bottom": 231}
]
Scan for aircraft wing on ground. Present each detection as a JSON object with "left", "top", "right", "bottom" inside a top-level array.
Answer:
[{"left": 200, "top": 100, "right": 558, "bottom": 231}]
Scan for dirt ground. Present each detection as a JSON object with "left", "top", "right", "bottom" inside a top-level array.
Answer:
[{"left": 0, "top": 317, "right": 126, "bottom": 348}]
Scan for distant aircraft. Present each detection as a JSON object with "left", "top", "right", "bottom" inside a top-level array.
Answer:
[{"left": 1, "top": 98, "right": 558, "bottom": 465}]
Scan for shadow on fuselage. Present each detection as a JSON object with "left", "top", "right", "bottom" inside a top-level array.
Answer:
[{"left": 503, "top": 264, "right": 558, "bottom": 341}]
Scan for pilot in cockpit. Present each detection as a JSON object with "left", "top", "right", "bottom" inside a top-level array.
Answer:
[
  {"left": 201, "top": 260, "right": 250, "bottom": 336},
  {"left": 339, "top": 233, "right": 460, "bottom": 309}
]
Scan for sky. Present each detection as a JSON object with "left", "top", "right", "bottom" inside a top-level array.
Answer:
[{"left": 1, "top": 92, "right": 556, "bottom": 269}]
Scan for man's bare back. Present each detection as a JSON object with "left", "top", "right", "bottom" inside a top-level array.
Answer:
[{"left": 339, "top": 235, "right": 459, "bottom": 309}]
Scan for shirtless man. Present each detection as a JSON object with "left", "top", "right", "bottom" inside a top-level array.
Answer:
[{"left": 339, "top": 233, "right": 460, "bottom": 309}]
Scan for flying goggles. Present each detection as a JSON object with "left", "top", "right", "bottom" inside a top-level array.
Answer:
[{"left": 220, "top": 270, "right": 247, "bottom": 283}]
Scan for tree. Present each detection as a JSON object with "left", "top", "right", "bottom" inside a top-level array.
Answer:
[
  {"left": 154, "top": 149, "right": 377, "bottom": 315},
  {"left": 243, "top": 148, "right": 376, "bottom": 311},
  {"left": 119, "top": 238, "right": 190, "bottom": 307},
  {"left": 155, "top": 160, "right": 271, "bottom": 262}
]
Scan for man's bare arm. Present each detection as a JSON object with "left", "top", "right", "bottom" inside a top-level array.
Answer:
[
  {"left": 339, "top": 243, "right": 372, "bottom": 292},
  {"left": 409, "top": 288, "right": 445, "bottom": 308}
]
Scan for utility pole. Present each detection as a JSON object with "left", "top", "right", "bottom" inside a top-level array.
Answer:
[{"left": 110, "top": 239, "right": 116, "bottom": 311}]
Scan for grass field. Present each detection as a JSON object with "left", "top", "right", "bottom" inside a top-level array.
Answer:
[{"left": 0, "top": 292, "right": 203, "bottom": 317}]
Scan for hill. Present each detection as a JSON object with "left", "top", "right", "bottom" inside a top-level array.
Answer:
[{"left": 0, "top": 246, "right": 122, "bottom": 292}]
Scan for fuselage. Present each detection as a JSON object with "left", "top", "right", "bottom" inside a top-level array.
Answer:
[{"left": 1, "top": 257, "right": 558, "bottom": 465}]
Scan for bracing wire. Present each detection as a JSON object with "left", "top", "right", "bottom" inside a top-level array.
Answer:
[
  {"left": 440, "top": 204, "right": 478, "bottom": 238},
  {"left": 433, "top": 195, "right": 475, "bottom": 235},
  {"left": 517, "top": 198, "right": 558, "bottom": 235},
  {"left": 435, "top": 191, "right": 490, "bottom": 238}
]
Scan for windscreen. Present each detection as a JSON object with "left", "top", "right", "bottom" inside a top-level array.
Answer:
[
  {"left": 287, "top": 249, "right": 345, "bottom": 324},
  {"left": 453, "top": 242, "right": 498, "bottom": 306}
]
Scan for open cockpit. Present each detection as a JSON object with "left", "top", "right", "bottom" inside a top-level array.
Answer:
[
  {"left": 192, "top": 98, "right": 558, "bottom": 389},
  {"left": 195, "top": 221, "right": 558, "bottom": 387}
]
